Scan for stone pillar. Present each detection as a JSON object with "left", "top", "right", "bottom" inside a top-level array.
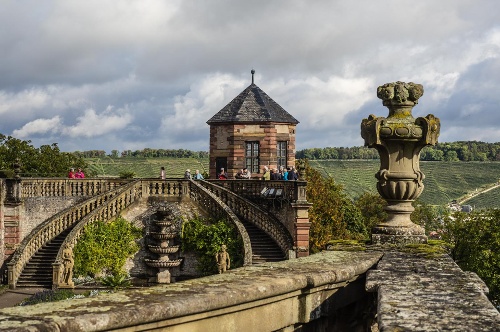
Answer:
[
  {"left": 2, "top": 177, "right": 23, "bottom": 282},
  {"left": 361, "top": 81, "right": 440, "bottom": 244},
  {"left": 292, "top": 181, "right": 312, "bottom": 257}
]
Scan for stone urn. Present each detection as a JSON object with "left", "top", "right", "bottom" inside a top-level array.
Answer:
[
  {"left": 361, "top": 81, "right": 440, "bottom": 244},
  {"left": 144, "top": 206, "right": 182, "bottom": 283}
]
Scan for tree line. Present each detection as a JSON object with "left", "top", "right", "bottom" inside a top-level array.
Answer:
[
  {"left": 59, "top": 140, "right": 500, "bottom": 161},
  {"left": 296, "top": 141, "right": 500, "bottom": 161},
  {"left": 73, "top": 149, "right": 209, "bottom": 159}
]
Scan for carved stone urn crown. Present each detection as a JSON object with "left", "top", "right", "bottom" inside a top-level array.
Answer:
[{"left": 361, "top": 81, "right": 440, "bottom": 244}]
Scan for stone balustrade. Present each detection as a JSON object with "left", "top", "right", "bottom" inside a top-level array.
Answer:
[
  {"left": 188, "top": 180, "right": 252, "bottom": 266},
  {"left": 21, "top": 178, "right": 130, "bottom": 198},
  {"left": 139, "top": 178, "right": 189, "bottom": 200},
  {"left": 53, "top": 181, "right": 141, "bottom": 288},
  {"left": 199, "top": 181, "right": 294, "bottom": 258}
]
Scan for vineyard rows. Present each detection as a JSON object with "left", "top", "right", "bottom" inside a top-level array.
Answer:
[
  {"left": 86, "top": 157, "right": 210, "bottom": 178},
  {"left": 308, "top": 160, "right": 500, "bottom": 209},
  {"left": 85, "top": 158, "right": 500, "bottom": 209}
]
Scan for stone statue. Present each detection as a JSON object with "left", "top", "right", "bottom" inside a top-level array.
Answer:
[
  {"left": 61, "top": 244, "right": 74, "bottom": 285},
  {"left": 216, "top": 245, "right": 231, "bottom": 274}
]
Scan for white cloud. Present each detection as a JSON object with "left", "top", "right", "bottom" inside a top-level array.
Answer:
[
  {"left": 13, "top": 116, "right": 62, "bottom": 138},
  {"left": 0, "top": 89, "right": 51, "bottom": 114},
  {"left": 161, "top": 73, "right": 246, "bottom": 133},
  {"left": 1, "top": 1, "right": 500, "bottom": 152},
  {"left": 62, "top": 107, "right": 133, "bottom": 138}
]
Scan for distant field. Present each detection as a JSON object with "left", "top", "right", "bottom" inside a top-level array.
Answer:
[
  {"left": 86, "top": 157, "right": 209, "bottom": 178},
  {"left": 462, "top": 185, "right": 500, "bottom": 210},
  {"left": 308, "top": 160, "right": 500, "bottom": 208},
  {"left": 85, "top": 157, "right": 500, "bottom": 208}
]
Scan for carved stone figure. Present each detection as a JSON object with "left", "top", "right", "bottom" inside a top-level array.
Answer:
[
  {"left": 216, "top": 245, "right": 231, "bottom": 274},
  {"left": 61, "top": 244, "right": 74, "bottom": 286}
]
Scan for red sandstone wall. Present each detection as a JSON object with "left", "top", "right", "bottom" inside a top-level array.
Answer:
[{"left": 209, "top": 123, "right": 297, "bottom": 179}]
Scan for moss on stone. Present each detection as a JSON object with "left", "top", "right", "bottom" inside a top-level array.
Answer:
[
  {"left": 326, "top": 239, "right": 369, "bottom": 251},
  {"left": 401, "top": 240, "right": 449, "bottom": 259}
]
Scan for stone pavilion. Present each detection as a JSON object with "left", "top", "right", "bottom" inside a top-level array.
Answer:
[{"left": 207, "top": 70, "right": 299, "bottom": 179}]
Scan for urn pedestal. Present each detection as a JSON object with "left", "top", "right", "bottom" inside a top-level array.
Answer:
[{"left": 361, "top": 81, "right": 440, "bottom": 244}]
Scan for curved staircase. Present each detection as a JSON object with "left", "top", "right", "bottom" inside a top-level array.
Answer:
[
  {"left": 241, "top": 221, "right": 286, "bottom": 264},
  {"left": 16, "top": 228, "right": 73, "bottom": 288}
]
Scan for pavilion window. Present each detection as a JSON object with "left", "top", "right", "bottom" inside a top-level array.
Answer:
[
  {"left": 245, "top": 142, "right": 260, "bottom": 174},
  {"left": 277, "top": 141, "right": 287, "bottom": 169}
]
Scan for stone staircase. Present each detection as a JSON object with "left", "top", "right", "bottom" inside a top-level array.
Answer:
[
  {"left": 242, "top": 221, "right": 286, "bottom": 264},
  {"left": 16, "top": 228, "right": 73, "bottom": 288}
]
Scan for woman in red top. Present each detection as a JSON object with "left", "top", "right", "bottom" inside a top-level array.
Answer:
[{"left": 75, "top": 168, "right": 85, "bottom": 178}]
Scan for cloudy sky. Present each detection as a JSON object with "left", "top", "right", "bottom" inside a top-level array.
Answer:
[{"left": 1, "top": 1, "right": 499, "bottom": 153}]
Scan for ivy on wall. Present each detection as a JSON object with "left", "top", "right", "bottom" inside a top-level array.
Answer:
[
  {"left": 73, "top": 216, "right": 142, "bottom": 277},
  {"left": 181, "top": 217, "right": 243, "bottom": 275}
]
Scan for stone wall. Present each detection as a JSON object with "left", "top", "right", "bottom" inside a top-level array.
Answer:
[
  {"left": 22, "top": 197, "right": 86, "bottom": 239},
  {"left": 0, "top": 250, "right": 383, "bottom": 331}
]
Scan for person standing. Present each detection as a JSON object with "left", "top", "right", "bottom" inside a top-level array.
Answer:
[
  {"left": 184, "top": 169, "right": 192, "bottom": 179},
  {"left": 241, "top": 168, "right": 251, "bottom": 179},
  {"left": 194, "top": 169, "right": 204, "bottom": 180},
  {"left": 218, "top": 168, "right": 228, "bottom": 180},
  {"left": 262, "top": 166, "right": 270, "bottom": 180},
  {"left": 75, "top": 168, "right": 85, "bottom": 178},
  {"left": 283, "top": 167, "right": 289, "bottom": 181},
  {"left": 159, "top": 166, "right": 165, "bottom": 180},
  {"left": 68, "top": 168, "right": 76, "bottom": 179}
]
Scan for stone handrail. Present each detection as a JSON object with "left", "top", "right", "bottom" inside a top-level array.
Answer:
[
  {"left": 188, "top": 180, "right": 252, "bottom": 266},
  {"left": 21, "top": 178, "right": 131, "bottom": 198},
  {"left": 53, "top": 180, "right": 141, "bottom": 288},
  {"left": 6, "top": 183, "right": 131, "bottom": 288},
  {"left": 198, "top": 181, "right": 294, "bottom": 257}
]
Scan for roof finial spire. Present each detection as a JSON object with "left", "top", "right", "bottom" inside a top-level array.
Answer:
[{"left": 251, "top": 69, "right": 255, "bottom": 84}]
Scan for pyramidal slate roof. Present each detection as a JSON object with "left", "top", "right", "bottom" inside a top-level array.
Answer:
[{"left": 207, "top": 83, "right": 299, "bottom": 125}]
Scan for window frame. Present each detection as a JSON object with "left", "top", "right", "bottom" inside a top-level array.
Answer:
[
  {"left": 245, "top": 141, "right": 260, "bottom": 174},
  {"left": 277, "top": 141, "right": 288, "bottom": 169}
]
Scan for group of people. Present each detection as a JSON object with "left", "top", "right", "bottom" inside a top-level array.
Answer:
[
  {"left": 160, "top": 167, "right": 204, "bottom": 180},
  {"left": 215, "top": 166, "right": 298, "bottom": 180},
  {"left": 68, "top": 168, "right": 85, "bottom": 179},
  {"left": 235, "top": 168, "right": 251, "bottom": 179},
  {"left": 262, "top": 166, "right": 298, "bottom": 181},
  {"left": 184, "top": 169, "right": 204, "bottom": 180}
]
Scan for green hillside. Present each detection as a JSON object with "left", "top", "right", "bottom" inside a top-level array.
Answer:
[
  {"left": 308, "top": 160, "right": 500, "bottom": 208},
  {"left": 461, "top": 185, "right": 500, "bottom": 210},
  {"left": 86, "top": 157, "right": 209, "bottom": 178},
  {"left": 85, "top": 157, "right": 500, "bottom": 209}
]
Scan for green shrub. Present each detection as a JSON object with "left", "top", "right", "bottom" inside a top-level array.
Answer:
[
  {"left": 119, "top": 171, "right": 136, "bottom": 179},
  {"left": 181, "top": 216, "right": 243, "bottom": 275},
  {"left": 303, "top": 160, "right": 368, "bottom": 253},
  {"left": 441, "top": 209, "right": 500, "bottom": 307},
  {"left": 0, "top": 169, "right": 15, "bottom": 178},
  {"left": 19, "top": 289, "right": 75, "bottom": 306},
  {"left": 73, "top": 216, "right": 142, "bottom": 277},
  {"left": 100, "top": 273, "right": 131, "bottom": 290}
]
